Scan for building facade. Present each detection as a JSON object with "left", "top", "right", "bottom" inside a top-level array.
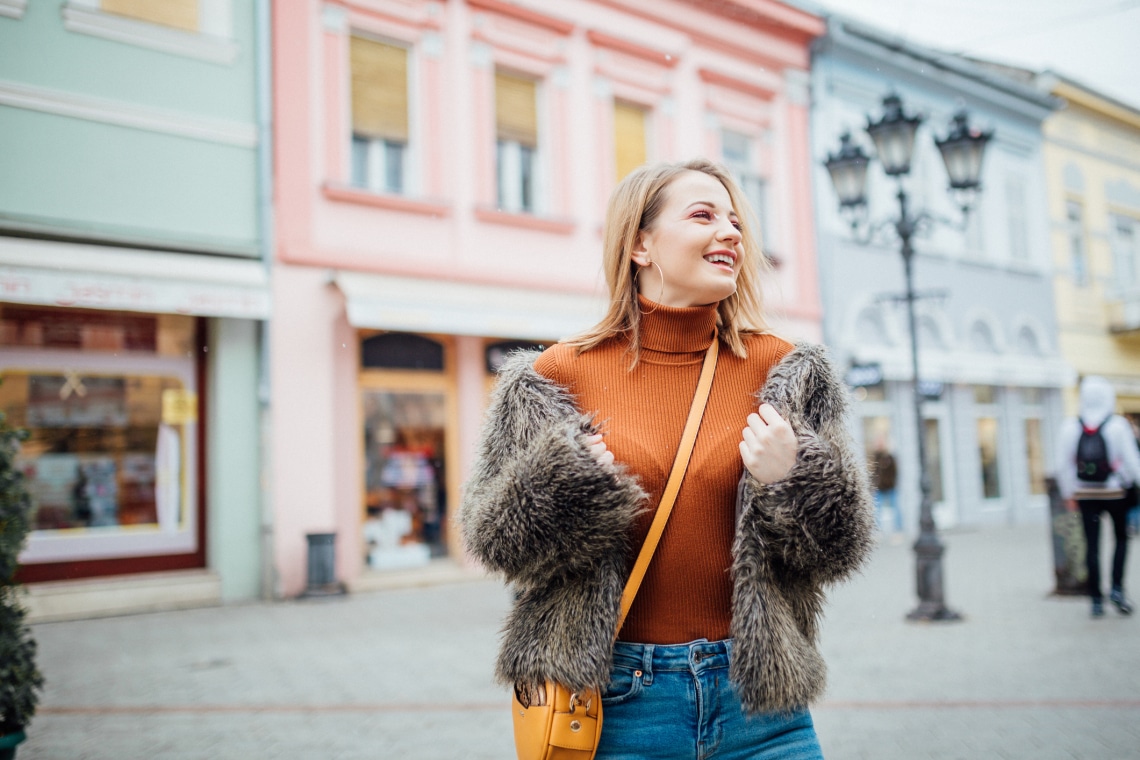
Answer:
[
  {"left": 810, "top": 18, "right": 1070, "bottom": 532},
  {"left": 1037, "top": 74, "right": 1140, "bottom": 418},
  {"left": 0, "top": 0, "right": 269, "bottom": 619},
  {"left": 270, "top": 0, "right": 826, "bottom": 596}
]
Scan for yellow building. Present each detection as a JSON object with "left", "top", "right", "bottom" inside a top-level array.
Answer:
[{"left": 1042, "top": 73, "right": 1140, "bottom": 415}]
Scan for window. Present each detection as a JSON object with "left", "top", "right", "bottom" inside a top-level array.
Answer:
[
  {"left": 973, "top": 385, "right": 997, "bottom": 405},
  {"left": 102, "top": 0, "right": 198, "bottom": 31},
  {"left": 923, "top": 418, "right": 945, "bottom": 503},
  {"left": 351, "top": 36, "right": 410, "bottom": 195},
  {"left": 362, "top": 390, "right": 448, "bottom": 568},
  {"left": 721, "top": 130, "right": 769, "bottom": 249},
  {"left": 495, "top": 71, "right": 538, "bottom": 213},
  {"left": 1111, "top": 215, "right": 1139, "bottom": 290},
  {"left": 965, "top": 202, "right": 985, "bottom": 258},
  {"left": 1025, "top": 418, "right": 1047, "bottom": 496},
  {"left": 614, "top": 100, "right": 647, "bottom": 183},
  {"left": 1066, "top": 201, "right": 1088, "bottom": 287},
  {"left": 1006, "top": 177, "right": 1028, "bottom": 262},
  {"left": 977, "top": 417, "right": 1001, "bottom": 499},
  {"left": 0, "top": 307, "right": 199, "bottom": 562}
]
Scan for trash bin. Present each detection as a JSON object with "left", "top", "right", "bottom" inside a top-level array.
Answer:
[
  {"left": 1045, "top": 477, "right": 1086, "bottom": 596},
  {"left": 303, "top": 532, "right": 345, "bottom": 597}
]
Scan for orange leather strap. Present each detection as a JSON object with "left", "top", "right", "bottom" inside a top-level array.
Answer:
[{"left": 614, "top": 336, "right": 719, "bottom": 637}]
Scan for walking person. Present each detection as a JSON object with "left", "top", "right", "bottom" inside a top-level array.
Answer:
[
  {"left": 870, "top": 444, "right": 902, "bottom": 538},
  {"left": 461, "top": 159, "right": 874, "bottom": 759},
  {"left": 1056, "top": 376, "right": 1140, "bottom": 618}
]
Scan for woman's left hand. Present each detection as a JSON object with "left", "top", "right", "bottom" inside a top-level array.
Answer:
[{"left": 739, "top": 403, "right": 798, "bottom": 484}]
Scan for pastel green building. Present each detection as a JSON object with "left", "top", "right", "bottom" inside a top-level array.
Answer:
[{"left": 0, "top": 0, "right": 270, "bottom": 619}]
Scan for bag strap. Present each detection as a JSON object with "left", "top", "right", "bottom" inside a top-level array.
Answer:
[{"left": 613, "top": 336, "right": 719, "bottom": 638}]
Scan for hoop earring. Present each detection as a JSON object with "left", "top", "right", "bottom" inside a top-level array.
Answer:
[{"left": 637, "top": 260, "right": 665, "bottom": 314}]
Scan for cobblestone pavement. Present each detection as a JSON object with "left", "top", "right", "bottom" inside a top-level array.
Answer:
[{"left": 20, "top": 523, "right": 1140, "bottom": 759}]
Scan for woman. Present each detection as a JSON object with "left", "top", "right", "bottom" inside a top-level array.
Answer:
[{"left": 461, "top": 159, "right": 874, "bottom": 758}]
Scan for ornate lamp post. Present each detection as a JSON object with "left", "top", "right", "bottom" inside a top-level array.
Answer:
[{"left": 824, "top": 93, "right": 992, "bottom": 622}]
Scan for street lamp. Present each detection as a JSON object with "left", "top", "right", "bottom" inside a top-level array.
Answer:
[{"left": 824, "top": 93, "right": 992, "bottom": 622}]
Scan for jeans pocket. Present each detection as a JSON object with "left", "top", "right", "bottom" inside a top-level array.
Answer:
[{"left": 601, "top": 664, "right": 644, "bottom": 706}]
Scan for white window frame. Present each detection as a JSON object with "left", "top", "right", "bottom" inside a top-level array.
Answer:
[
  {"left": 352, "top": 135, "right": 409, "bottom": 196},
  {"left": 347, "top": 32, "right": 419, "bottom": 198},
  {"left": 1006, "top": 175, "right": 1029, "bottom": 262},
  {"left": 1066, "top": 200, "right": 1088, "bottom": 287},
  {"left": 496, "top": 140, "right": 538, "bottom": 214},
  {"left": 62, "top": 0, "right": 237, "bottom": 65},
  {"left": 1111, "top": 214, "right": 1139, "bottom": 293}
]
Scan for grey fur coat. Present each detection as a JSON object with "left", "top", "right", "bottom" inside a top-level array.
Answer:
[{"left": 459, "top": 341, "right": 874, "bottom": 714}]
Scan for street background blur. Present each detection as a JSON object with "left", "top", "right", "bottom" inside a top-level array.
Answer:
[{"left": 2, "top": 0, "right": 1140, "bottom": 757}]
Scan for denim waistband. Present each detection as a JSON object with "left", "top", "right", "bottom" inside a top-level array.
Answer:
[{"left": 612, "top": 638, "right": 732, "bottom": 678}]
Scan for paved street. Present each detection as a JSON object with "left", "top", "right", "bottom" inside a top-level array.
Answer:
[{"left": 19, "top": 523, "right": 1140, "bottom": 759}]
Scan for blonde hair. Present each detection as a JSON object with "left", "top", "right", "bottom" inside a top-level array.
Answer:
[{"left": 567, "top": 158, "right": 772, "bottom": 360}]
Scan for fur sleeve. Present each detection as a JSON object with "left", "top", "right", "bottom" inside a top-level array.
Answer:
[
  {"left": 459, "top": 350, "right": 646, "bottom": 587},
  {"left": 735, "top": 342, "right": 875, "bottom": 585}
]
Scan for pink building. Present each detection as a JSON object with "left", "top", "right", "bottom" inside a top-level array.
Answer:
[{"left": 270, "top": 0, "right": 824, "bottom": 596}]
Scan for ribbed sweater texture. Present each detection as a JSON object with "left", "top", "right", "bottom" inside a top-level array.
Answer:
[{"left": 534, "top": 298, "right": 791, "bottom": 644}]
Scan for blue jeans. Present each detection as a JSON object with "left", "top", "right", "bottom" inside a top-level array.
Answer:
[
  {"left": 596, "top": 639, "right": 824, "bottom": 760},
  {"left": 873, "top": 489, "right": 901, "bottom": 532}
]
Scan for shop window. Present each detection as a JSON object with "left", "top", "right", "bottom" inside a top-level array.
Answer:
[
  {"left": 102, "top": 0, "right": 198, "bottom": 31},
  {"left": 361, "top": 333, "right": 444, "bottom": 371},
  {"left": 495, "top": 70, "right": 538, "bottom": 213},
  {"left": 614, "top": 100, "right": 647, "bottom": 183},
  {"left": 362, "top": 390, "right": 447, "bottom": 569},
  {"left": 923, "top": 418, "right": 945, "bottom": 504},
  {"left": 351, "top": 35, "right": 409, "bottom": 195},
  {"left": 977, "top": 417, "right": 1001, "bottom": 499},
  {"left": 0, "top": 307, "right": 198, "bottom": 567},
  {"left": 973, "top": 385, "right": 997, "bottom": 405},
  {"left": 1025, "top": 418, "right": 1046, "bottom": 496}
]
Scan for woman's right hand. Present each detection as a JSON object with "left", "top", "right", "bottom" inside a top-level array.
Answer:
[{"left": 585, "top": 433, "right": 614, "bottom": 467}]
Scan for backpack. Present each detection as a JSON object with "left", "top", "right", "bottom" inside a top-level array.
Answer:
[{"left": 1076, "top": 422, "right": 1113, "bottom": 482}]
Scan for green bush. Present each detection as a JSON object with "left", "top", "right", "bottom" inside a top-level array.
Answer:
[{"left": 0, "top": 409, "right": 42, "bottom": 737}]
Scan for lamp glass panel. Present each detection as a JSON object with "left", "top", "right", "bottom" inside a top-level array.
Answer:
[
  {"left": 826, "top": 158, "right": 868, "bottom": 206},
  {"left": 870, "top": 123, "right": 917, "bottom": 175}
]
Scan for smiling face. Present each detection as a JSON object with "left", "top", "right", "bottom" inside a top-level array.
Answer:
[{"left": 632, "top": 170, "right": 743, "bottom": 308}]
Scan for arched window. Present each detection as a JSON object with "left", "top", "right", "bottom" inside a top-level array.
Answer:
[
  {"left": 918, "top": 315, "right": 945, "bottom": 350},
  {"left": 855, "top": 307, "right": 890, "bottom": 346},
  {"left": 969, "top": 321, "right": 998, "bottom": 354},
  {"left": 1015, "top": 325, "right": 1041, "bottom": 355}
]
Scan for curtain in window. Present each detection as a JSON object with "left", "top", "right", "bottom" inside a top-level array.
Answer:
[
  {"left": 102, "top": 0, "right": 199, "bottom": 31},
  {"left": 351, "top": 36, "right": 409, "bottom": 142},
  {"left": 614, "top": 100, "right": 647, "bottom": 182},
  {"left": 495, "top": 71, "right": 538, "bottom": 147}
]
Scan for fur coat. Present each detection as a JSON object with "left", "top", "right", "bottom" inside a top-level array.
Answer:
[{"left": 459, "top": 341, "right": 874, "bottom": 714}]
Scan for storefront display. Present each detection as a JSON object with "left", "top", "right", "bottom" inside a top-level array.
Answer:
[
  {"left": 361, "top": 389, "right": 447, "bottom": 570},
  {"left": 0, "top": 305, "right": 200, "bottom": 576}
]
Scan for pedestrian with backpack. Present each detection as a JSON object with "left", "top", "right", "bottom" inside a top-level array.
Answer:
[{"left": 1056, "top": 376, "right": 1140, "bottom": 618}]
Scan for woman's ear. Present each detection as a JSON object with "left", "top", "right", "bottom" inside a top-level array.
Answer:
[{"left": 630, "top": 232, "right": 651, "bottom": 267}]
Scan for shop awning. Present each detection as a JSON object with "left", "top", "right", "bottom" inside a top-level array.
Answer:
[
  {"left": 0, "top": 237, "right": 269, "bottom": 319},
  {"left": 335, "top": 271, "right": 605, "bottom": 341}
]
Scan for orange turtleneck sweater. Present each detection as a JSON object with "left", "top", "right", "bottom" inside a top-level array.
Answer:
[{"left": 534, "top": 298, "right": 792, "bottom": 644}]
